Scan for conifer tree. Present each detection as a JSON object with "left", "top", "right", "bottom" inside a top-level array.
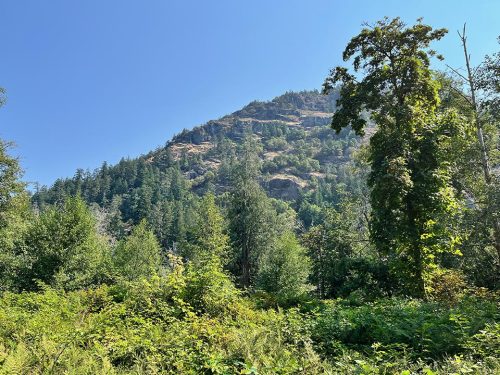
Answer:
[
  {"left": 189, "top": 193, "right": 230, "bottom": 265},
  {"left": 21, "top": 196, "right": 110, "bottom": 290},
  {"left": 0, "top": 139, "right": 31, "bottom": 291},
  {"left": 256, "top": 231, "right": 311, "bottom": 304},
  {"left": 228, "top": 137, "right": 276, "bottom": 287}
]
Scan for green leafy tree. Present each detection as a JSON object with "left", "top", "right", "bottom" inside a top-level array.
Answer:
[
  {"left": 113, "top": 219, "right": 162, "bottom": 281},
  {"left": 323, "top": 18, "right": 461, "bottom": 297},
  {"left": 185, "top": 193, "right": 230, "bottom": 265},
  {"left": 256, "top": 231, "right": 311, "bottom": 304},
  {"left": 0, "top": 139, "right": 31, "bottom": 291},
  {"left": 434, "top": 73, "right": 499, "bottom": 288},
  {"left": 302, "top": 203, "right": 378, "bottom": 299}
]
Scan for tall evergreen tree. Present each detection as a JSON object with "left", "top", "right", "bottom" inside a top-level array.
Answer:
[{"left": 228, "top": 137, "right": 276, "bottom": 287}]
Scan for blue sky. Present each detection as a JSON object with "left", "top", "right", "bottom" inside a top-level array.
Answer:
[{"left": 1, "top": 0, "right": 498, "bottom": 187}]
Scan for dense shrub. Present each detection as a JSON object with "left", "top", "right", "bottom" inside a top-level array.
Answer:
[
  {"left": 0, "top": 274, "right": 331, "bottom": 374},
  {"left": 311, "top": 297, "right": 499, "bottom": 360},
  {"left": 0, "top": 267, "right": 497, "bottom": 374}
]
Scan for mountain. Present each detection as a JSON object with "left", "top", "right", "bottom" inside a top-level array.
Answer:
[
  {"left": 149, "top": 90, "right": 358, "bottom": 197},
  {"left": 33, "top": 90, "right": 370, "bottom": 234}
]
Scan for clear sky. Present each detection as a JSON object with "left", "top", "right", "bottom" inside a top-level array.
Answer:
[{"left": 1, "top": 0, "right": 498, "bottom": 187}]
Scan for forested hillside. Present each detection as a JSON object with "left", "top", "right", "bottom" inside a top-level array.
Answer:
[
  {"left": 0, "top": 18, "right": 499, "bottom": 374},
  {"left": 33, "top": 91, "right": 361, "bottom": 205},
  {"left": 33, "top": 90, "right": 372, "bottom": 248}
]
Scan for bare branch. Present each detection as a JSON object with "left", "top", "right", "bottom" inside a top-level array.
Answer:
[
  {"left": 446, "top": 64, "right": 470, "bottom": 83},
  {"left": 448, "top": 85, "right": 474, "bottom": 105}
]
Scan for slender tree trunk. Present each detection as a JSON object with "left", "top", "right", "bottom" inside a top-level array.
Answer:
[
  {"left": 460, "top": 27, "right": 492, "bottom": 184},
  {"left": 241, "top": 256, "right": 250, "bottom": 287},
  {"left": 459, "top": 25, "right": 500, "bottom": 266},
  {"left": 241, "top": 224, "right": 251, "bottom": 288},
  {"left": 407, "top": 196, "right": 426, "bottom": 299}
]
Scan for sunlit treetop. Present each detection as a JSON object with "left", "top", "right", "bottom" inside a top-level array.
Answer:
[{"left": 323, "top": 17, "right": 448, "bottom": 135}]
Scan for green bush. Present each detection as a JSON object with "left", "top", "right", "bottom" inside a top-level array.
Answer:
[
  {"left": 311, "top": 296, "right": 499, "bottom": 360},
  {"left": 0, "top": 284, "right": 497, "bottom": 374},
  {"left": 0, "top": 261, "right": 331, "bottom": 374}
]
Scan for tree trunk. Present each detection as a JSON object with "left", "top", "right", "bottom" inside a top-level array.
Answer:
[
  {"left": 407, "top": 197, "right": 426, "bottom": 299},
  {"left": 459, "top": 25, "right": 500, "bottom": 267},
  {"left": 241, "top": 235, "right": 251, "bottom": 288}
]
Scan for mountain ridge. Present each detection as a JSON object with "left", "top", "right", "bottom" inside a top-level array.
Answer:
[{"left": 33, "top": 89, "right": 367, "bottom": 225}]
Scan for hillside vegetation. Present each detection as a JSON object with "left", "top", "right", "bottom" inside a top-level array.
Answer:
[{"left": 0, "top": 18, "right": 499, "bottom": 374}]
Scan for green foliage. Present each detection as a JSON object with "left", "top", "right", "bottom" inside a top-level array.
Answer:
[
  {"left": 368, "top": 117, "right": 462, "bottom": 296},
  {"left": 0, "top": 141, "right": 28, "bottom": 237},
  {"left": 183, "top": 193, "right": 230, "bottom": 265},
  {"left": 323, "top": 17, "right": 447, "bottom": 135},
  {"left": 112, "top": 219, "right": 162, "bottom": 281},
  {"left": 441, "top": 45, "right": 500, "bottom": 293},
  {"left": 426, "top": 268, "right": 468, "bottom": 305},
  {"left": 301, "top": 192, "right": 388, "bottom": 299},
  {"left": 228, "top": 137, "right": 283, "bottom": 287},
  {"left": 0, "top": 280, "right": 497, "bottom": 374},
  {"left": 265, "top": 136, "right": 288, "bottom": 151},
  {"left": 323, "top": 17, "right": 461, "bottom": 297},
  {"left": 17, "top": 196, "right": 110, "bottom": 291},
  {"left": 256, "top": 232, "right": 312, "bottom": 305},
  {"left": 0, "top": 141, "right": 31, "bottom": 292},
  {"left": 312, "top": 296, "right": 499, "bottom": 360},
  {"left": 475, "top": 36, "right": 500, "bottom": 119},
  {"left": 0, "top": 268, "right": 330, "bottom": 374},
  {"left": 183, "top": 255, "right": 240, "bottom": 316}
]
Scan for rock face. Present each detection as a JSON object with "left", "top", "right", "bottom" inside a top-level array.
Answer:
[
  {"left": 266, "top": 175, "right": 304, "bottom": 200},
  {"left": 34, "top": 90, "right": 372, "bottom": 207},
  {"left": 148, "top": 89, "right": 370, "bottom": 201}
]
